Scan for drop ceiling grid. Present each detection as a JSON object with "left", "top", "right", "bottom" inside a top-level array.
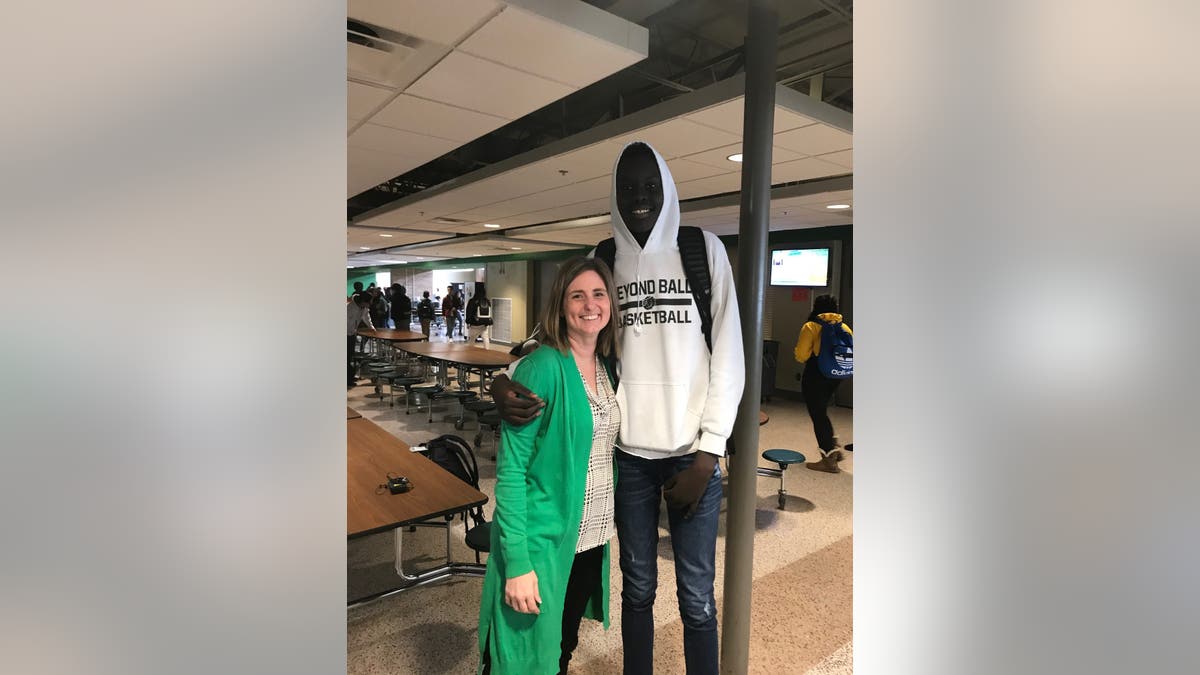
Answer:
[
  {"left": 405, "top": 50, "right": 576, "bottom": 121},
  {"left": 348, "top": 81, "right": 393, "bottom": 122},
  {"left": 347, "top": 0, "right": 502, "bottom": 45},
  {"left": 348, "top": 123, "right": 460, "bottom": 160},
  {"left": 347, "top": 229, "right": 444, "bottom": 248},
  {"left": 368, "top": 94, "right": 509, "bottom": 143},
  {"left": 770, "top": 157, "right": 849, "bottom": 184},
  {"left": 683, "top": 98, "right": 820, "bottom": 138},
  {"left": 457, "top": 5, "right": 647, "bottom": 89}
]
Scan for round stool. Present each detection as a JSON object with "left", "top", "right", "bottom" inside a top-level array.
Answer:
[
  {"left": 365, "top": 363, "right": 395, "bottom": 399},
  {"left": 388, "top": 376, "right": 422, "bottom": 409},
  {"left": 761, "top": 449, "right": 807, "bottom": 510},
  {"left": 409, "top": 384, "right": 442, "bottom": 418},
  {"left": 430, "top": 389, "right": 478, "bottom": 426},
  {"left": 478, "top": 410, "right": 502, "bottom": 456}
]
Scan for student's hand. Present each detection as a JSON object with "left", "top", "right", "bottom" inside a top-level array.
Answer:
[
  {"left": 663, "top": 452, "right": 718, "bottom": 518},
  {"left": 504, "top": 570, "right": 541, "bottom": 614},
  {"left": 492, "top": 374, "right": 544, "bottom": 426}
]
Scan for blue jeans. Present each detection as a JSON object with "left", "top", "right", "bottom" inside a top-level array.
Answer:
[{"left": 615, "top": 451, "right": 722, "bottom": 675}]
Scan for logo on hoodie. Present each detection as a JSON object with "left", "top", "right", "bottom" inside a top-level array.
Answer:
[{"left": 616, "top": 277, "right": 694, "bottom": 328}]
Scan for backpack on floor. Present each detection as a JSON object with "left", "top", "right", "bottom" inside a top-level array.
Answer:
[
  {"left": 815, "top": 320, "right": 853, "bottom": 379},
  {"left": 421, "top": 434, "right": 478, "bottom": 488}
]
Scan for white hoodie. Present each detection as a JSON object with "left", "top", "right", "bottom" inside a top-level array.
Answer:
[{"left": 606, "top": 142, "right": 745, "bottom": 459}]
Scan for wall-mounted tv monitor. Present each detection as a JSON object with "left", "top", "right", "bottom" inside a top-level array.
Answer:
[{"left": 770, "top": 247, "right": 830, "bottom": 287}]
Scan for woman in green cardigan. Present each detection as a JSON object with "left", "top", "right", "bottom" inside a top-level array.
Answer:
[{"left": 479, "top": 257, "right": 622, "bottom": 674}]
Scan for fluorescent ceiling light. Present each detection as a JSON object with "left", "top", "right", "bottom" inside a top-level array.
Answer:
[
  {"left": 359, "top": 246, "right": 370, "bottom": 249},
  {"left": 473, "top": 254, "right": 482, "bottom": 257},
  {"left": 826, "top": 203, "right": 851, "bottom": 209},
  {"left": 512, "top": 247, "right": 522, "bottom": 250},
  {"left": 379, "top": 233, "right": 393, "bottom": 237},
  {"left": 727, "top": 153, "right": 743, "bottom": 162},
  {"left": 483, "top": 223, "right": 500, "bottom": 228}
]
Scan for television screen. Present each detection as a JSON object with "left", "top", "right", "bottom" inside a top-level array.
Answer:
[{"left": 770, "top": 247, "right": 830, "bottom": 286}]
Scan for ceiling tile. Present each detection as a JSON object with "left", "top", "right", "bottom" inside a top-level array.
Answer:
[
  {"left": 815, "top": 149, "right": 852, "bottom": 169},
  {"left": 676, "top": 173, "right": 744, "bottom": 200},
  {"left": 667, "top": 158, "right": 736, "bottom": 183},
  {"left": 770, "top": 157, "right": 848, "bottom": 184},
  {"left": 368, "top": 94, "right": 507, "bottom": 142},
  {"left": 406, "top": 50, "right": 574, "bottom": 120},
  {"left": 348, "top": 0, "right": 500, "bottom": 45},
  {"left": 348, "top": 123, "right": 460, "bottom": 160},
  {"left": 773, "top": 123, "right": 853, "bottom": 156},
  {"left": 684, "top": 98, "right": 821, "bottom": 137},
  {"left": 609, "top": 119, "right": 743, "bottom": 161},
  {"left": 348, "top": 81, "right": 394, "bottom": 122},
  {"left": 347, "top": 228, "right": 444, "bottom": 248},
  {"left": 458, "top": 5, "right": 646, "bottom": 88},
  {"left": 680, "top": 142, "right": 805, "bottom": 170}
]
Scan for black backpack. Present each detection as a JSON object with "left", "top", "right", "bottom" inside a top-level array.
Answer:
[
  {"left": 416, "top": 298, "right": 435, "bottom": 320},
  {"left": 418, "top": 434, "right": 491, "bottom": 555},
  {"left": 594, "top": 226, "right": 714, "bottom": 352},
  {"left": 422, "top": 434, "right": 478, "bottom": 488}
]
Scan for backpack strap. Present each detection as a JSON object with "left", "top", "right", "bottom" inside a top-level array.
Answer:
[
  {"left": 677, "top": 226, "right": 713, "bottom": 352},
  {"left": 594, "top": 237, "right": 617, "bottom": 275},
  {"left": 597, "top": 229, "right": 713, "bottom": 352}
]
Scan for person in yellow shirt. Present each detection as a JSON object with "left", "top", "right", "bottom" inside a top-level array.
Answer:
[{"left": 793, "top": 294, "right": 853, "bottom": 473}]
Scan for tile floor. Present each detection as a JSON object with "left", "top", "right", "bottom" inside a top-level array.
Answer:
[{"left": 347, "top": 347, "right": 852, "bottom": 674}]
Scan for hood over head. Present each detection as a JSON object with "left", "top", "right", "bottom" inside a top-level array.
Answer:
[{"left": 609, "top": 141, "right": 680, "bottom": 254}]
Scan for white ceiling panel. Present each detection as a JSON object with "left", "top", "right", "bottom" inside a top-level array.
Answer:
[
  {"left": 369, "top": 94, "right": 508, "bottom": 142},
  {"left": 676, "top": 172, "right": 744, "bottom": 200},
  {"left": 519, "top": 197, "right": 611, "bottom": 224},
  {"left": 684, "top": 99, "right": 819, "bottom": 137},
  {"left": 770, "top": 157, "right": 848, "bottom": 184},
  {"left": 461, "top": 176, "right": 609, "bottom": 221},
  {"left": 406, "top": 50, "right": 574, "bottom": 120},
  {"left": 348, "top": 0, "right": 500, "bottom": 45},
  {"left": 459, "top": 5, "right": 645, "bottom": 88},
  {"left": 608, "top": 119, "right": 743, "bottom": 160},
  {"left": 348, "top": 165, "right": 398, "bottom": 196},
  {"left": 816, "top": 149, "right": 852, "bottom": 169},
  {"left": 348, "top": 81, "right": 394, "bottom": 122},
  {"left": 681, "top": 143, "right": 805, "bottom": 170},
  {"left": 347, "top": 228, "right": 445, "bottom": 250},
  {"left": 773, "top": 123, "right": 853, "bottom": 156},
  {"left": 348, "top": 123, "right": 460, "bottom": 159},
  {"left": 664, "top": 157, "right": 735, "bottom": 183}
]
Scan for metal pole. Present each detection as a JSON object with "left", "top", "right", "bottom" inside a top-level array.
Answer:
[{"left": 721, "top": 0, "right": 777, "bottom": 673}]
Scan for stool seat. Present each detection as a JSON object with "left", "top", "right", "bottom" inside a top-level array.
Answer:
[
  {"left": 761, "top": 449, "right": 806, "bottom": 510},
  {"left": 763, "top": 449, "right": 806, "bottom": 466},
  {"left": 411, "top": 384, "right": 442, "bottom": 394},
  {"left": 391, "top": 376, "right": 423, "bottom": 386},
  {"left": 479, "top": 411, "right": 502, "bottom": 425},
  {"left": 464, "top": 522, "right": 491, "bottom": 552},
  {"left": 433, "top": 390, "right": 477, "bottom": 400},
  {"left": 464, "top": 400, "right": 496, "bottom": 413}
]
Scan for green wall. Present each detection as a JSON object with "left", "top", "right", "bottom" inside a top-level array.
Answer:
[{"left": 346, "top": 272, "right": 375, "bottom": 296}]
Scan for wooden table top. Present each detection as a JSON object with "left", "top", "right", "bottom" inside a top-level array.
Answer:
[
  {"left": 397, "top": 341, "right": 518, "bottom": 368},
  {"left": 347, "top": 407, "right": 362, "bottom": 420},
  {"left": 347, "top": 418, "right": 488, "bottom": 539},
  {"left": 357, "top": 328, "right": 427, "bottom": 342}
]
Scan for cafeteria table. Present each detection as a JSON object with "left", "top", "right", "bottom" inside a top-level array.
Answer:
[
  {"left": 347, "top": 417, "right": 488, "bottom": 606},
  {"left": 395, "top": 341, "right": 517, "bottom": 393}
]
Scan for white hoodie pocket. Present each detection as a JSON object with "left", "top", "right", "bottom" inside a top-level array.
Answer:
[{"left": 618, "top": 381, "right": 703, "bottom": 452}]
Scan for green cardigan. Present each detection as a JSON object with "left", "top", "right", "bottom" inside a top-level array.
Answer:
[{"left": 477, "top": 345, "right": 615, "bottom": 674}]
